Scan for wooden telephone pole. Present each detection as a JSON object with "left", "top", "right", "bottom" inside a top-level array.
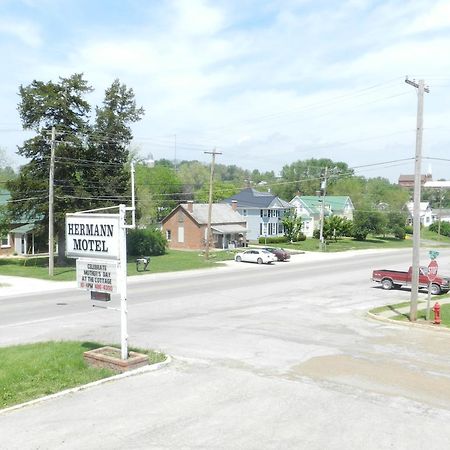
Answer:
[
  {"left": 405, "top": 77, "right": 429, "bottom": 321},
  {"left": 204, "top": 148, "right": 221, "bottom": 259}
]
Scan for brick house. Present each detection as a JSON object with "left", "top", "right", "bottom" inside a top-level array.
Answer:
[
  {"left": 398, "top": 173, "right": 432, "bottom": 188},
  {"left": 161, "top": 201, "right": 248, "bottom": 250}
]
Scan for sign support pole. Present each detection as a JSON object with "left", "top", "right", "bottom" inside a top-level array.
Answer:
[
  {"left": 119, "top": 204, "right": 128, "bottom": 360},
  {"left": 426, "top": 283, "right": 431, "bottom": 321}
]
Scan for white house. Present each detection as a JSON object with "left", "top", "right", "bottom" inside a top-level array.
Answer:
[
  {"left": 290, "top": 195, "right": 355, "bottom": 237},
  {"left": 405, "top": 201, "right": 435, "bottom": 226},
  {"left": 221, "top": 188, "right": 292, "bottom": 241}
]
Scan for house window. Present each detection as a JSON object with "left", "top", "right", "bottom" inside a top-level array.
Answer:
[
  {"left": 242, "top": 209, "right": 247, "bottom": 216},
  {"left": 166, "top": 229, "right": 171, "bottom": 241},
  {"left": 178, "top": 227, "right": 184, "bottom": 243},
  {"left": 1, "top": 234, "right": 10, "bottom": 248},
  {"left": 261, "top": 209, "right": 268, "bottom": 217}
]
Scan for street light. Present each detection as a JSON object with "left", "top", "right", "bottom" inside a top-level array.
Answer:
[{"left": 129, "top": 154, "right": 155, "bottom": 228}]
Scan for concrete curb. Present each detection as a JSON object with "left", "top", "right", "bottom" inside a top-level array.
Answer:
[
  {"left": 367, "top": 311, "right": 450, "bottom": 333},
  {"left": 0, "top": 354, "right": 172, "bottom": 415}
]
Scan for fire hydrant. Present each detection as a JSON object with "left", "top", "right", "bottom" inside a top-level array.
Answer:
[{"left": 433, "top": 302, "right": 441, "bottom": 325}]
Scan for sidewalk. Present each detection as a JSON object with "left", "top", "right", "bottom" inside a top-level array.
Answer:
[{"left": 0, "top": 275, "right": 76, "bottom": 297}]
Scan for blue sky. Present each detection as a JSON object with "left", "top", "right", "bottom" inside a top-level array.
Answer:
[{"left": 1, "top": 0, "right": 450, "bottom": 182}]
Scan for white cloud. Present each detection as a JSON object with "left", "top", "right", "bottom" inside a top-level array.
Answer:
[
  {"left": 171, "top": 0, "right": 227, "bottom": 36},
  {"left": 406, "top": 1, "right": 450, "bottom": 34},
  {"left": 0, "top": 18, "right": 42, "bottom": 47}
]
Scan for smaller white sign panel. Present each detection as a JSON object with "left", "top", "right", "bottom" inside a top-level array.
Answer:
[
  {"left": 66, "top": 213, "right": 120, "bottom": 260},
  {"left": 77, "top": 259, "right": 119, "bottom": 294}
]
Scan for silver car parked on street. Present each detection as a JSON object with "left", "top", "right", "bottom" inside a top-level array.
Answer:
[{"left": 234, "top": 249, "right": 277, "bottom": 265}]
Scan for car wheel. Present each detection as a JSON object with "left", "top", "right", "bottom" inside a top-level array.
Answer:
[
  {"left": 381, "top": 278, "right": 394, "bottom": 290},
  {"left": 257, "top": 257, "right": 263, "bottom": 264},
  {"left": 430, "top": 283, "right": 441, "bottom": 295},
  {"left": 236, "top": 256, "right": 242, "bottom": 262}
]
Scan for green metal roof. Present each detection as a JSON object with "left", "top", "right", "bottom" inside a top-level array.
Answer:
[
  {"left": 10, "top": 223, "right": 36, "bottom": 234},
  {"left": 296, "top": 196, "right": 352, "bottom": 213}
]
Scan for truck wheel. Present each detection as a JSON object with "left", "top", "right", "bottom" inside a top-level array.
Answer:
[
  {"left": 381, "top": 279, "right": 394, "bottom": 290},
  {"left": 430, "top": 283, "right": 441, "bottom": 295}
]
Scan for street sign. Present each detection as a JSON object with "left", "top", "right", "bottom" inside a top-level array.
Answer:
[
  {"left": 429, "top": 250, "right": 439, "bottom": 260},
  {"left": 76, "top": 258, "right": 119, "bottom": 294},
  {"left": 428, "top": 259, "right": 438, "bottom": 282},
  {"left": 66, "top": 213, "right": 120, "bottom": 260}
]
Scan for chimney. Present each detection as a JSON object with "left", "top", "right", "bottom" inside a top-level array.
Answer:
[
  {"left": 231, "top": 200, "right": 238, "bottom": 211},
  {"left": 187, "top": 200, "right": 194, "bottom": 212}
]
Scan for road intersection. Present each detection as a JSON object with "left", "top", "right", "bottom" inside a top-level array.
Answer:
[{"left": 1, "top": 248, "right": 450, "bottom": 449}]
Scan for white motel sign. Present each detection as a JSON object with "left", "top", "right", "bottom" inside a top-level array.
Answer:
[{"left": 66, "top": 213, "right": 120, "bottom": 260}]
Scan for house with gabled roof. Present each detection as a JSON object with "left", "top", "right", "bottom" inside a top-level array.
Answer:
[
  {"left": 290, "top": 195, "right": 355, "bottom": 237},
  {"left": 0, "top": 188, "right": 43, "bottom": 256},
  {"left": 405, "top": 201, "right": 436, "bottom": 226},
  {"left": 161, "top": 201, "right": 248, "bottom": 250},
  {"left": 221, "top": 188, "right": 292, "bottom": 241}
]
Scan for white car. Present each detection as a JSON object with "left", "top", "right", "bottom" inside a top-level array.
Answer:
[{"left": 234, "top": 249, "right": 277, "bottom": 265}]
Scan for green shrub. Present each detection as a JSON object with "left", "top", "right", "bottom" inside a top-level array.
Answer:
[
  {"left": 295, "top": 232, "right": 306, "bottom": 241},
  {"left": 258, "top": 236, "right": 288, "bottom": 244},
  {"left": 429, "top": 221, "right": 450, "bottom": 237},
  {"left": 405, "top": 225, "right": 413, "bottom": 235},
  {"left": 393, "top": 226, "right": 406, "bottom": 240},
  {"left": 127, "top": 228, "right": 167, "bottom": 256}
]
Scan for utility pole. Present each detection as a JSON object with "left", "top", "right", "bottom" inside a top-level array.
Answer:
[
  {"left": 319, "top": 167, "right": 328, "bottom": 251},
  {"left": 48, "top": 126, "right": 56, "bottom": 276},
  {"left": 405, "top": 77, "right": 429, "bottom": 321},
  {"left": 174, "top": 134, "right": 177, "bottom": 172},
  {"left": 204, "top": 148, "right": 221, "bottom": 259}
]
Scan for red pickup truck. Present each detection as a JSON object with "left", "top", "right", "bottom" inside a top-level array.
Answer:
[{"left": 372, "top": 266, "right": 450, "bottom": 295}]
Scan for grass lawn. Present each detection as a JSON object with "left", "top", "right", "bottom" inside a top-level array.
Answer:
[
  {"left": 0, "top": 341, "right": 166, "bottom": 409},
  {"left": 370, "top": 293, "right": 450, "bottom": 325},
  {"left": 282, "top": 235, "right": 412, "bottom": 253},
  {"left": 370, "top": 301, "right": 419, "bottom": 315},
  {"left": 421, "top": 228, "right": 450, "bottom": 244},
  {"left": 0, "top": 249, "right": 236, "bottom": 281},
  {"left": 392, "top": 301, "right": 450, "bottom": 326}
]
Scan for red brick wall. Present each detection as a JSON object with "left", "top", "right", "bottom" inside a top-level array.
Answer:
[{"left": 162, "top": 209, "right": 205, "bottom": 250}]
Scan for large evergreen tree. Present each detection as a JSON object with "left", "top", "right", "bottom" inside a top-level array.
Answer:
[{"left": 7, "top": 74, "right": 144, "bottom": 264}]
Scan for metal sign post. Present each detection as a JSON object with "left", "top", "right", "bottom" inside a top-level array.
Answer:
[
  {"left": 119, "top": 204, "right": 128, "bottom": 360},
  {"left": 426, "top": 259, "right": 439, "bottom": 320}
]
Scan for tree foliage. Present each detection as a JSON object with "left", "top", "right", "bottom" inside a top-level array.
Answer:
[
  {"left": 352, "top": 210, "right": 385, "bottom": 240},
  {"left": 281, "top": 212, "right": 303, "bottom": 242},
  {"left": 274, "top": 158, "right": 352, "bottom": 200},
  {"left": 322, "top": 215, "right": 353, "bottom": 240},
  {"left": 135, "top": 164, "right": 182, "bottom": 225},
  {"left": 8, "top": 74, "right": 144, "bottom": 263}
]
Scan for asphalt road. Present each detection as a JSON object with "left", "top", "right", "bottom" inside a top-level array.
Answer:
[{"left": 1, "top": 248, "right": 450, "bottom": 449}]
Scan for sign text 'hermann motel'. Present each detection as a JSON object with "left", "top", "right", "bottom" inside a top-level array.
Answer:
[{"left": 66, "top": 213, "right": 120, "bottom": 260}]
